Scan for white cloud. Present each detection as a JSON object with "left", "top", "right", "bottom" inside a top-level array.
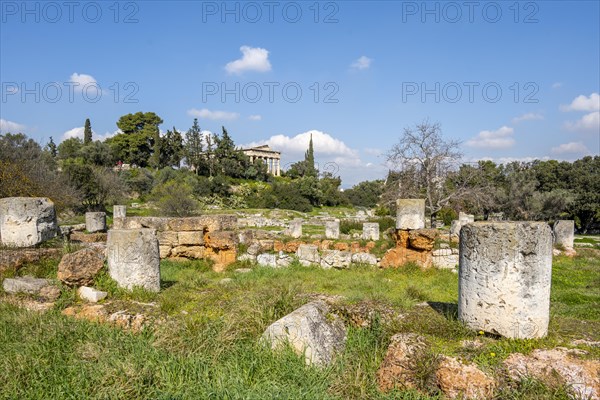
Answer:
[
  {"left": 552, "top": 82, "right": 562, "bottom": 89},
  {"left": 61, "top": 127, "right": 120, "bottom": 142},
  {"left": 248, "top": 114, "right": 262, "bottom": 121},
  {"left": 69, "top": 73, "right": 99, "bottom": 91},
  {"left": 564, "top": 111, "right": 600, "bottom": 132},
  {"left": 512, "top": 112, "right": 544, "bottom": 123},
  {"left": 187, "top": 108, "right": 240, "bottom": 121},
  {"left": 245, "top": 130, "right": 358, "bottom": 158},
  {"left": 560, "top": 93, "right": 600, "bottom": 112},
  {"left": 551, "top": 142, "right": 590, "bottom": 155},
  {"left": 0, "top": 119, "right": 26, "bottom": 133},
  {"left": 466, "top": 126, "right": 515, "bottom": 149},
  {"left": 225, "top": 46, "right": 272, "bottom": 75},
  {"left": 350, "top": 56, "right": 372, "bottom": 71}
]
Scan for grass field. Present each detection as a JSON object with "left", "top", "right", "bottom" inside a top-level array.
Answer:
[{"left": 0, "top": 248, "right": 598, "bottom": 399}]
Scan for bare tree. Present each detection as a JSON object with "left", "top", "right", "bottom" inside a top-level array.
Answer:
[{"left": 385, "top": 120, "right": 472, "bottom": 223}]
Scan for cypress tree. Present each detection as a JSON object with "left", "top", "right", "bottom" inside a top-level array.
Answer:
[{"left": 83, "top": 118, "right": 92, "bottom": 144}]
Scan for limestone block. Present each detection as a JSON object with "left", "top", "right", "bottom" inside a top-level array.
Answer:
[
  {"left": 458, "top": 222, "right": 552, "bottom": 338},
  {"left": 287, "top": 219, "right": 303, "bottom": 238},
  {"left": 325, "top": 219, "right": 340, "bottom": 239},
  {"left": 107, "top": 229, "right": 161, "bottom": 292},
  {"left": 396, "top": 199, "right": 425, "bottom": 230},
  {"left": 113, "top": 205, "right": 127, "bottom": 219},
  {"left": 257, "top": 253, "right": 278, "bottom": 268},
  {"left": 362, "top": 222, "right": 380, "bottom": 241},
  {"left": 553, "top": 220, "right": 574, "bottom": 249},
  {"left": 2, "top": 275, "right": 50, "bottom": 294},
  {"left": 78, "top": 286, "right": 108, "bottom": 303},
  {"left": 262, "top": 301, "right": 346, "bottom": 366},
  {"left": 178, "top": 231, "right": 204, "bottom": 246},
  {"left": 320, "top": 250, "right": 352, "bottom": 269},
  {"left": 157, "top": 231, "right": 179, "bottom": 247},
  {"left": 0, "top": 197, "right": 57, "bottom": 247},
  {"left": 297, "top": 244, "right": 320, "bottom": 265},
  {"left": 351, "top": 252, "right": 378, "bottom": 265},
  {"left": 85, "top": 212, "right": 107, "bottom": 233}
]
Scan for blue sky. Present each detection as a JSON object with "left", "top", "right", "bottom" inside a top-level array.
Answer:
[{"left": 1, "top": 0, "right": 599, "bottom": 187}]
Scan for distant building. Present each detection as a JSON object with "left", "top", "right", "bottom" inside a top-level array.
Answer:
[{"left": 242, "top": 145, "right": 281, "bottom": 176}]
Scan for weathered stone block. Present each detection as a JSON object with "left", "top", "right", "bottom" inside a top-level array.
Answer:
[
  {"left": 178, "top": 231, "right": 204, "bottom": 246},
  {"left": 286, "top": 219, "right": 303, "bottom": 238},
  {"left": 113, "top": 205, "right": 127, "bottom": 219},
  {"left": 0, "top": 197, "right": 57, "bottom": 247},
  {"left": 325, "top": 219, "right": 340, "bottom": 239},
  {"left": 157, "top": 231, "right": 178, "bottom": 247},
  {"left": 78, "top": 286, "right": 108, "bottom": 302},
  {"left": 170, "top": 245, "right": 204, "bottom": 259},
  {"left": 458, "top": 222, "right": 552, "bottom": 338},
  {"left": 297, "top": 244, "right": 320, "bottom": 265},
  {"left": 262, "top": 301, "right": 346, "bottom": 366},
  {"left": 57, "top": 248, "right": 105, "bottom": 287},
  {"left": 320, "top": 250, "right": 352, "bottom": 269},
  {"left": 362, "top": 222, "right": 380, "bottom": 241},
  {"left": 553, "top": 220, "right": 574, "bottom": 249},
  {"left": 107, "top": 229, "right": 160, "bottom": 292},
  {"left": 257, "top": 253, "right": 278, "bottom": 268},
  {"left": 3, "top": 275, "right": 50, "bottom": 294},
  {"left": 351, "top": 252, "right": 378, "bottom": 265},
  {"left": 396, "top": 199, "right": 425, "bottom": 230},
  {"left": 85, "top": 212, "right": 107, "bottom": 233},
  {"left": 408, "top": 229, "right": 438, "bottom": 251}
]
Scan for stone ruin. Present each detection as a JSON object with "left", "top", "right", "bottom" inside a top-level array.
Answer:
[
  {"left": 458, "top": 222, "right": 552, "bottom": 338},
  {"left": 362, "top": 222, "right": 380, "bottom": 241},
  {"left": 285, "top": 218, "right": 303, "bottom": 238},
  {"left": 396, "top": 199, "right": 425, "bottom": 230},
  {"left": 450, "top": 212, "right": 474, "bottom": 239},
  {"left": 116, "top": 215, "right": 238, "bottom": 272},
  {"left": 107, "top": 228, "right": 161, "bottom": 292},
  {"left": 553, "top": 220, "right": 574, "bottom": 250},
  {"left": 325, "top": 219, "right": 340, "bottom": 239},
  {"left": 381, "top": 199, "right": 439, "bottom": 269},
  {"left": 0, "top": 197, "right": 58, "bottom": 247},
  {"left": 85, "top": 212, "right": 107, "bottom": 233}
]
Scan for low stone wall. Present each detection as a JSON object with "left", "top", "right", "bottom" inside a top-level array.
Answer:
[{"left": 115, "top": 215, "right": 238, "bottom": 272}]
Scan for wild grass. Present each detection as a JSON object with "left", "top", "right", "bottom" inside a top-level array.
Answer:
[{"left": 0, "top": 248, "right": 598, "bottom": 399}]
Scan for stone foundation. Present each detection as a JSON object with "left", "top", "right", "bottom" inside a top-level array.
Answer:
[{"left": 115, "top": 215, "right": 238, "bottom": 271}]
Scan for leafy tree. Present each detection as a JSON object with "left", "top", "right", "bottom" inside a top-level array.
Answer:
[
  {"left": 344, "top": 180, "right": 384, "bottom": 207},
  {"left": 57, "top": 137, "right": 84, "bottom": 160},
  {"left": 0, "top": 133, "right": 74, "bottom": 202},
  {"left": 107, "top": 112, "right": 163, "bottom": 166},
  {"left": 63, "top": 161, "right": 125, "bottom": 210},
  {"left": 79, "top": 141, "right": 114, "bottom": 166},
  {"left": 84, "top": 118, "right": 93, "bottom": 145},
  {"left": 148, "top": 125, "right": 162, "bottom": 169},
  {"left": 161, "top": 127, "right": 184, "bottom": 168}
]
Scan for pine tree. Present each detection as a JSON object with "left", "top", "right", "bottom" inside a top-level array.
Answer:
[
  {"left": 184, "top": 119, "right": 204, "bottom": 175},
  {"left": 83, "top": 118, "right": 92, "bottom": 144}
]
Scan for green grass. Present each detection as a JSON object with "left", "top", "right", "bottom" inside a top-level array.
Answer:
[{"left": 0, "top": 249, "right": 598, "bottom": 399}]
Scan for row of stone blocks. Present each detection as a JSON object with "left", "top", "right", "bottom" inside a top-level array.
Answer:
[{"left": 286, "top": 219, "right": 380, "bottom": 241}]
